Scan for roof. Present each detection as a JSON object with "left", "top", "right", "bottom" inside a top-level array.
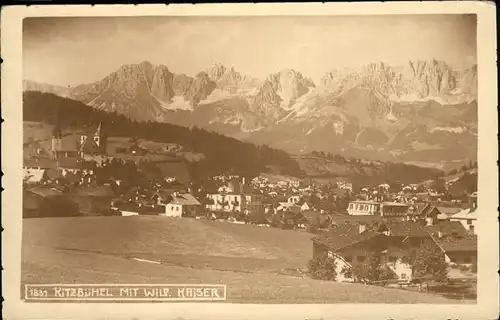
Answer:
[
  {"left": 59, "top": 134, "right": 80, "bottom": 152},
  {"left": 450, "top": 207, "right": 478, "bottom": 220},
  {"left": 75, "top": 186, "right": 115, "bottom": 197},
  {"left": 385, "top": 221, "right": 431, "bottom": 237},
  {"left": 169, "top": 193, "right": 201, "bottom": 206},
  {"left": 381, "top": 202, "right": 409, "bottom": 207},
  {"left": 57, "top": 157, "right": 81, "bottom": 169},
  {"left": 349, "top": 200, "right": 379, "bottom": 205},
  {"left": 81, "top": 137, "right": 103, "bottom": 154},
  {"left": 436, "top": 235, "right": 477, "bottom": 252},
  {"left": 424, "top": 220, "right": 467, "bottom": 237},
  {"left": 313, "top": 224, "right": 381, "bottom": 251},
  {"left": 413, "top": 203, "right": 431, "bottom": 215},
  {"left": 435, "top": 206, "right": 462, "bottom": 216},
  {"left": 28, "top": 186, "right": 63, "bottom": 198},
  {"left": 330, "top": 214, "right": 383, "bottom": 225},
  {"left": 297, "top": 198, "right": 309, "bottom": 206}
]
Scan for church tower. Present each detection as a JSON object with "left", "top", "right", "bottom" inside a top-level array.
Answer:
[
  {"left": 51, "top": 121, "right": 63, "bottom": 156},
  {"left": 93, "top": 122, "right": 102, "bottom": 147}
]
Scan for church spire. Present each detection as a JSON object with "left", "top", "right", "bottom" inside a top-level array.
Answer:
[
  {"left": 95, "top": 122, "right": 102, "bottom": 137},
  {"left": 52, "top": 112, "right": 63, "bottom": 139}
]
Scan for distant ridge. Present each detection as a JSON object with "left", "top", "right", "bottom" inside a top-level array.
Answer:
[{"left": 23, "top": 59, "right": 477, "bottom": 163}]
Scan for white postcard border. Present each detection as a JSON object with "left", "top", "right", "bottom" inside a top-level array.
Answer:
[{"left": 2, "top": 2, "right": 498, "bottom": 320}]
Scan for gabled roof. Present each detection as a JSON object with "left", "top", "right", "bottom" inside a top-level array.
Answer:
[
  {"left": 80, "top": 137, "right": 104, "bottom": 154},
  {"left": 413, "top": 203, "right": 431, "bottom": 215},
  {"left": 297, "top": 198, "right": 309, "bottom": 206},
  {"left": 28, "top": 186, "right": 63, "bottom": 198},
  {"left": 424, "top": 220, "right": 467, "bottom": 237},
  {"left": 435, "top": 206, "right": 462, "bottom": 216},
  {"left": 435, "top": 235, "right": 477, "bottom": 252},
  {"left": 385, "top": 221, "right": 430, "bottom": 237},
  {"left": 451, "top": 207, "right": 478, "bottom": 220},
  {"left": 329, "top": 214, "right": 383, "bottom": 226},
  {"left": 169, "top": 193, "right": 201, "bottom": 206},
  {"left": 313, "top": 225, "right": 381, "bottom": 251}
]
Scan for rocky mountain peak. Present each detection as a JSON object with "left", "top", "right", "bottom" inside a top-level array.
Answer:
[{"left": 265, "top": 68, "right": 315, "bottom": 106}]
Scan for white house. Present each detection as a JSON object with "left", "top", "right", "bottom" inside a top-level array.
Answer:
[
  {"left": 23, "top": 157, "right": 57, "bottom": 183},
  {"left": 347, "top": 200, "right": 380, "bottom": 215},
  {"left": 450, "top": 207, "right": 477, "bottom": 234},
  {"left": 287, "top": 195, "right": 301, "bottom": 204},
  {"left": 162, "top": 193, "right": 201, "bottom": 217},
  {"left": 206, "top": 178, "right": 264, "bottom": 215}
]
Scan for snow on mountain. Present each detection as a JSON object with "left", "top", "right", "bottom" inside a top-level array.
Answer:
[
  {"left": 23, "top": 59, "right": 478, "bottom": 162},
  {"left": 319, "top": 60, "right": 477, "bottom": 106}
]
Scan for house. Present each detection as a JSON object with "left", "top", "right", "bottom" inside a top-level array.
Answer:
[
  {"left": 23, "top": 157, "right": 57, "bottom": 183},
  {"left": 23, "top": 186, "right": 80, "bottom": 218},
  {"left": 347, "top": 200, "right": 380, "bottom": 215},
  {"left": 312, "top": 224, "right": 388, "bottom": 282},
  {"left": 58, "top": 157, "right": 92, "bottom": 177},
  {"left": 346, "top": 200, "right": 410, "bottom": 218},
  {"left": 329, "top": 214, "right": 383, "bottom": 228},
  {"left": 449, "top": 206, "right": 478, "bottom": 235},
  {"left": 311, "top": 221, "right": 439, "bottom": 283},
  {"left": 287, "top": 195, "right": 301, "bottom": 205},
  {"left": 151, "top": 189, "right": 177, "bottom": 205},
  {"left": 379, "top": 202, "right": 411, "bottom": 219},
  {"left": 206, "top": 179, "right": 263, "bottom": 215},
  {"left": 79, "top": 123, "right": 107, "bottom": 157},
  {"left": 434, "top": 206, "right": 463, "bottom": 220},
  {"left": 276, "top": 201, "right": 301, "bottom": 214},
  {"left": 417, "top": 204, "right": 463, "bottom": 226},
  {"left": 424, "top": 220, "right": 468, "bottom": 238},
  {"left": 53, "top": 133, "right": 81, "bottom": 160},
  {"left": 296, "top": 198, "right": 311, "bottom": 211},
  {"left": 161, "top": 193, "right": 201, "bottom": 217},
  {"left": 434, "top": 234, "right": 477, "bottom": 266}
]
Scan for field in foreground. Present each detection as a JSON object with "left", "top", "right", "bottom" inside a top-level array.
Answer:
[{"left": 22, "top": 216, "right": 462, "bottom": 303}]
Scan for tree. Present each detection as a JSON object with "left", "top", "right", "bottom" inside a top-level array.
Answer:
[
  {"left": 430, "top": 178, "right": 446, "bottom": 193},
  {"left": 248, "top": 208, "right": 268, "bottom": 225},
  {"left": 270, "top": 213, "right": 282, "bottom": 228},
  {"left": 308, "top": 256, "right": 337, "bottom": 281},
  {"left": 352, "top": 253, "right": 383, "bottom": 283},
  {"left": 412, "top": 240, "right": 448, "bottom": 286},
  {"left": 307, "top": 215, "right": 322, "bottom": 234}
]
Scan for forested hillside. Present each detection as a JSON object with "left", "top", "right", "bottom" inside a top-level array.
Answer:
[
  {"left": 23, "top": 91, "right": 303, "bottom": 180},
  {"left": 24, "top": 91, "right": 447, "bottom": 186}
]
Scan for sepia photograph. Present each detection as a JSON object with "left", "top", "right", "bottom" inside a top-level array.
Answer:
[{"left": 2, "top": 2, "right": 498, "bottom": 320}]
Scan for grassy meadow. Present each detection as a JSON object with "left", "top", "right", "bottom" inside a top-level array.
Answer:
[{"left": 22, "top": 216, "right": 461, "bottom": 303}]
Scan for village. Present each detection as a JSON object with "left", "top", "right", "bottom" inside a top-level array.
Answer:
[{"left": 23, "top": 122, "right": 478, "bottom": 299}]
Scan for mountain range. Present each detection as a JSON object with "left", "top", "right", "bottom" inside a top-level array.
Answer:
[{"left": 23, "top": 59, "right": 478, "bottom": 163}]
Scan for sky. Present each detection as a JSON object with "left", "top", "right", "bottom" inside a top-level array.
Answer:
[{"left": 23, "top": 14, "right": 477, "bottom": 87}]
